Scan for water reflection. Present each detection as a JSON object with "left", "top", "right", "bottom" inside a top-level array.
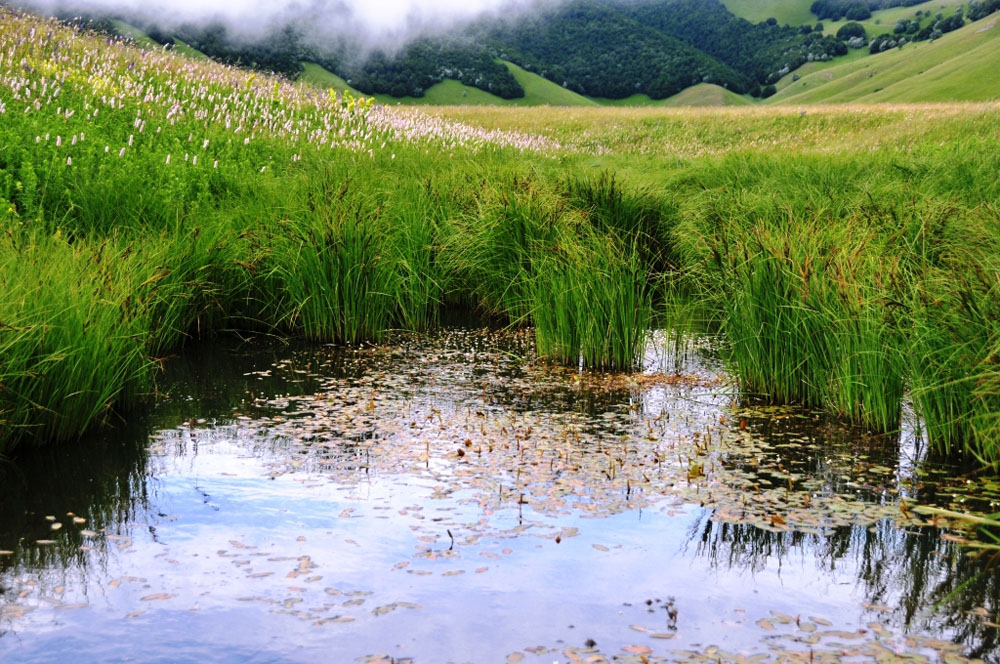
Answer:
[{"left": 0, "top": 327, "right": 996, "bottom": 662}]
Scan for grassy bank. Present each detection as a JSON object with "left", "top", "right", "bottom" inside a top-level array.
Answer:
[
  {"left": 2, "top": 10, "right": 1000, "bottom": 470},
  {"left": 0, "top": 10, "right": 662, "bottom": 453},
  {"left": 429, "top": 103, "right": 1000, "bottom": 466}
]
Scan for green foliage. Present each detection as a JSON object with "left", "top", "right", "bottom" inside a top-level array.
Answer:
[{"left": 836, "top": 21, "right": 868, "bottom": 40}]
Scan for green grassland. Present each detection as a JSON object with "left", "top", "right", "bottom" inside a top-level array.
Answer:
[
  {"left": 3, "top": 9, "right": 1000, "bottom": 473},
  {"left": 720, "top": 0, "right": 818, "bottom": 25},
  {"left": 771, "top": 13, "right": 1000, "bottom": 103},
  {"left": 172, "top": 39, "right": 208, "bottom": 60},
  {"left": 299, "top": 61, "right": 362, "bottom": 96},
  {"left": 110, "top": 19, "right": 159, "bottom": 49}
]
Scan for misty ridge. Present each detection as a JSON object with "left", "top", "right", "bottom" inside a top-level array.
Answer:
[{"left": 5, "top": 0, "right": 852, "bottom": 102}]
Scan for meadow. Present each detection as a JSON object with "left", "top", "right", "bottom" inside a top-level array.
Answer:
[{"left": 2, "top": 9, "right": 1000, "bottom": 473}]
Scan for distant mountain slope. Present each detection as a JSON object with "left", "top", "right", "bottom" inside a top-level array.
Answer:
[
  {"left": 302, "top": 60, "right": 598, "bottom": 106},
  {"left": 97, "top": 0, "right": 844, "bottom": 102},
  {"left": 817, "top": 0, "right": 966, "bottom": 39},
  {"left": 299, "top": 62, "right": 362, "bottom": 97},
  {"left": 110, "top": 19, "right": 158, "bottom": 49},
  {"left": 614, "top": 0, "right": 845, "bottom": 84},
  {"left": 771, "top": 14, "right": 1000, "bottom": 103},
  {"left": 483, "top": 0, "right": 753, "bottom": 98}
]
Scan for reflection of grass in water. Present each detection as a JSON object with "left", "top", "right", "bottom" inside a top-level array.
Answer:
[
  {"left": 0, "top": 418, "right": 149, "bottom": 589},
  {"left": 692, "top": 513, "right": 1000, "bottom": 660}
]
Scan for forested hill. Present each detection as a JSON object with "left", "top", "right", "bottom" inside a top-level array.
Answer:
[
  {"left": 60, "top": 0, "right": 848, "bottom": 101},
  {"left": 616, "top": 0, "right": 845, "bottom": 85},
  {"left": 478, "top": 0, "right": 754, "bottom": 99}
]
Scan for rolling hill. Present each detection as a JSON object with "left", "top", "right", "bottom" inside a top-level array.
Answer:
[
  {"left": 302, "top": 60, "right": 598, "bottom": 106},
  {"left": 771, "top": 13, "right": 1000, "bottom": 103}
]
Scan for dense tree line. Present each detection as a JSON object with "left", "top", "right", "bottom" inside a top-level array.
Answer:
[
  {"left": 810, "top": 0, "right": 925, "bottom": 21},
  {"left": 144, "top": 22, "right": 305, "bottom": 78},
  {"left": 869, "top": 5, "right": 968, "bottom": 50},
  {"left": 969, "top": 0, "right": 1000, "bottom": 21}
]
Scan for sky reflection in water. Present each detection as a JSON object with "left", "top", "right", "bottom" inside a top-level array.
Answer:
[{"left": 0, "top": 327, "right": 997, "bottom": 663}]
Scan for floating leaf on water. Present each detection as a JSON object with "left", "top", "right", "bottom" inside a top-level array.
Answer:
[
  {"left": 35, "top": 540, "right": 57, "bottom": 545},
  {"left": 373, "top": 604, "right": 397, "bottom": 616},
  {"left": 140, "top": 593, "right": 176, "bottom": 602},
  {"left": 650, "top": 633, "right": 676, "bottom": 640},
  {"left": 505, "top": 651, "right": 525, "bottom": 663},
  {"left": 623, "top": 645, "right": 653, "bottom": 655},
  {"left": 862, "top": 602, "right": 893, "bottom": 613},
  {"left": 756, "top": 619, "right": 775, "bottom": 631},
  {"left": 592, "top": 544, "right": 609, "bottom": 552},
  {"left": 80, "top": 530, "right": 98, "bottom": 537},
  {"left": 50, "top": 523, "right": 63, "bottom": 531},
  {"left": 72, "top": 517, "right": 86, "bottom": 525},
  {"left": 629, "top": 625, "right": 653, "bottom": 633}
]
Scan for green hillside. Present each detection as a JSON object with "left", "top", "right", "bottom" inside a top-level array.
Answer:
[
  {"left": 663, "top": 83, "right": 753, "bottom": 106},
  {"left": 774, "top": 48, "right": 868, "bottom": 90},
  {"left": 594, "top": 83, "right": 752, "bottom": 106},
  {"left": 312, "top": 60, "right": 598, "bottom": 107},
  {"left": 719, "top": 0, "right": 817, "bottom": 25},
  {"left": 110, "top": 19, "right": 158, "bottom": 49},
  {"left": 300, "top": 62, "right": 362, "bottom": 96},
  {"left": 818, "top": 0, "right": 966, "bottom": 38},
  {"left": 172, "top": 39, "right": 208, "bottom": 60},
  {"left": 771, "top": 13, "right": 1000, "bottom": 103},
  {"left": 502, "top": 61, "right": 600, "bottom": 106}
]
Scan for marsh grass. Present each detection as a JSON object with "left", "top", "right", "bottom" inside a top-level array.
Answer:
[{"left": 4, "top": 9, "right": 1000, "bottom": 467}]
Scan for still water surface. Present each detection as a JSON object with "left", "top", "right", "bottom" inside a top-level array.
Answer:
[{"left": 1, "top": 327, "right": 998, "bottom": 663}]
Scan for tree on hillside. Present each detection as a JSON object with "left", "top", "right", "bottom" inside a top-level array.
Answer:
[{"left": 836, "top": 22, "right": 867, "bottom": 40}]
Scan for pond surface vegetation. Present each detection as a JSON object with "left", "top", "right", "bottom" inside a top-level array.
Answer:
[{"left": 1, "top": 326, "right": 998, "bottom": 663}]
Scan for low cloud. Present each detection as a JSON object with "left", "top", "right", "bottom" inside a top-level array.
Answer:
[{"left": 14, "top": 0, "right": 556, "bottom": 47}]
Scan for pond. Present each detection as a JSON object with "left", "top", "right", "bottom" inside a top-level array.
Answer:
[{"left": 1, "top": 326, "right": 998, "bottom": 663}]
